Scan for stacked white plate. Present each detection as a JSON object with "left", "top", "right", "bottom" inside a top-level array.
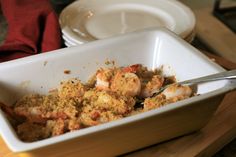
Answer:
[{"left": 59, "top": 0, "right": 196, "bottom": 47}]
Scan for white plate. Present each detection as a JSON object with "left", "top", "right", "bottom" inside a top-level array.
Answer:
[
  {"left": 0, "top": 28, "right": 234, "bottom": 156},
  {"left": 60, "top": 0, "right": 196, "bottom": 44},
  {"left": 62, "top": 28, "right": 196, "bottom": 47},
  {"left": 184, "top": 29, "right": 196, "bottom": 43},
  {"left": 62, "top": 35, "right": 77, "bottom": 47},
  {"left": 64, "top": 41, "right": 74, "bottom": 47}
]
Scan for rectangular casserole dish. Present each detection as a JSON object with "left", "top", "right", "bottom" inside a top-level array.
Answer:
[{"left": 0, "top": 28, "right": 235, "bottom": 157}]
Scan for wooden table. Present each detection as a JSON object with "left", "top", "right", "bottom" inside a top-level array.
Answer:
[
  {"left": 0, "top": 53, "right": 236, "bottom": 157},
  {"left": 194, "top": 8, "right": 236, "bottom": 63}
]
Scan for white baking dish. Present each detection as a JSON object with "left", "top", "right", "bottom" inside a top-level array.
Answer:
[{"left": 0, "top": 28, "right": 235, "bottom": 157}]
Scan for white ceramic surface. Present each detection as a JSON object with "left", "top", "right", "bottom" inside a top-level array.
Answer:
[
  {"left": 62, "top": 35, "right": 76, "bottom": 47},
  {"left": 62, "top": 29, "right": 196, "bottom": 47},
  {"left": 0, "top": 28, "right": 235, "bottom": 156},
  {"left": 59, "top": 0, "right": 196, "bottom": 44}
]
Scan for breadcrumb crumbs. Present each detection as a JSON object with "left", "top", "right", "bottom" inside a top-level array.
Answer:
[{"left": 2, "top": 64, "right": 193, "bottom": 142}]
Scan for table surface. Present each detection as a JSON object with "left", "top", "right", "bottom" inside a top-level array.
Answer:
[{"left": 1, "top": 1, "right": 236, "bottom": 157}]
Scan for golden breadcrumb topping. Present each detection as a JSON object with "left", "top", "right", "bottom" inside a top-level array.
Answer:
[{"left": 1, "top": 64, "right": 193, "bottom": 142}]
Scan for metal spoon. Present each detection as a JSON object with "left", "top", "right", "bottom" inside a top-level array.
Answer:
[{"left": 153, "top": 69, "right": 236, "bottom": 96}]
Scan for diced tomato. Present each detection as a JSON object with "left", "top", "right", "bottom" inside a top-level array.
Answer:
[{"left": 122, "top": 64, "right": 141, "bottom": 73}]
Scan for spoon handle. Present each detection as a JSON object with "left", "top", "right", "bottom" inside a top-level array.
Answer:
[{"left": 179, "top": 69, "right": 236, "bottom": 86}]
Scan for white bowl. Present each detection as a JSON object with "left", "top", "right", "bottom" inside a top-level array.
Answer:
[
  {"left": 59, "top": 0, "right": 196, "bottom": 44},
  {"left": 0, "top": 28, "right": 235, "bottom": 157}
]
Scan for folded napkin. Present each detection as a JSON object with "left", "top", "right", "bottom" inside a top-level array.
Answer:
[{"left": 0, "top": 0, "right": 62, "bottom": 63}]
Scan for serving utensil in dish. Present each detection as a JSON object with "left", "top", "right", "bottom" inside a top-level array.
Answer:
[
  {"left": 0, "top": 28, "right": 235, "bottom": 157},
  {"left": 153, "top": 69, "right": 236, "bottom": 95}
]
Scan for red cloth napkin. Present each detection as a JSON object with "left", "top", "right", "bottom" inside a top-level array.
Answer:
[{"left": 0, "top": 0, "right": 62, "bottom": 63}]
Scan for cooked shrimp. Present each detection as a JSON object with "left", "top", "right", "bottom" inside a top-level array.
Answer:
[
  {"left": 95, "top": 68, "right": 116, "bottom": 90},
  {"left": 111, "top": 71, "right": 141, "bottom": 97},
  {"left": 80, "top": 108, "right": 123, "bottom": 127},
  {"left": 162, "top": 84, "right": 192, "bottom": 99},
  {"left": 14, "top": 94, "right": 80, "bottom": 123},
  {"left": 14, "top": 94, "right": 45, "bottom": 123},
  {"left": 83, "top": 90, "right": 135, "bottom": 115},
  {"left": 143, "top": 94, "right": 167, "bottom": 111},
  {"left": 80, "top": 89, "right": 135, "bottom": 126},
  {"left": 140, "top": 75, "right": 164, "bottom": 98},
  {"left": 143, "top": 84, "right": 192, "bottom": 111},
  {"left": 17, "top": 117, "right": 82, "bottom": 142},
  {"left": 95, "top": 65, "right": 141, "bottom": 97},
  {"left": 46, "top": 118, "right": 81, "bottom": 136},
  {"left": 123, "top": 64, "right": 165, "bottom": 98},
  {"left": 67, "top": 118, "right": 81, "bottom": 131},
  {"left": 46, "top": 119, "right": 66, "bottom": 136}
]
